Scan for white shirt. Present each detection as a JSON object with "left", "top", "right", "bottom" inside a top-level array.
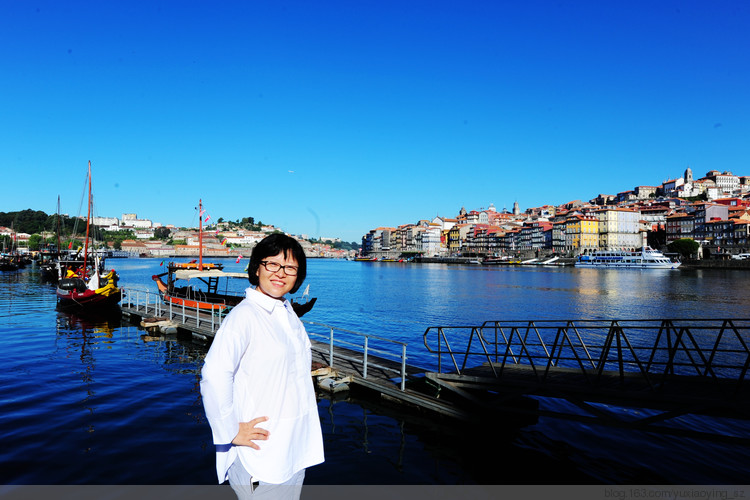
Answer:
[{"left": 200, "top": 286, "right": 325, "bottom": 484}]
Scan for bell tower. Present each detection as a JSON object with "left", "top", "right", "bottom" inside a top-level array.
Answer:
[{"left": 684, "top": 166, "right": 693, "bottom": 183}]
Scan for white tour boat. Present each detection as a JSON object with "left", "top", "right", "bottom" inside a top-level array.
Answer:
[{"left": 575, "top": 247, "right": 681, "bottom": 269}]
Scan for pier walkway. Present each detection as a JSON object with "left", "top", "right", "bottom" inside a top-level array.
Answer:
[
  {"left": 120, "top": 289, "right": 750, "bottom": 439},
  {"left": 119, "top": 288, "right": 471, "bottom": 421}
]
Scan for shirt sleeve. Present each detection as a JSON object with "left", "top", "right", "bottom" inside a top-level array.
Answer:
[{"left": 200, "top": 307, "right": 251, "bottom": 445}]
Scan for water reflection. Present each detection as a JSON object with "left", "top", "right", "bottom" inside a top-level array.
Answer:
[{"left": 53, "top": 310, "right": 121, "bottom": 446}]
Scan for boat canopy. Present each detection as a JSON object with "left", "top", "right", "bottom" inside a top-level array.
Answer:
[{"left": 174, "top": 269, "right": 249, "bottom": 280}]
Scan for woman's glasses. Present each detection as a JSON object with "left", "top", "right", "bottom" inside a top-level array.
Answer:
[{"left": 260, "top": 261, "right": 299, "bottom": 276}]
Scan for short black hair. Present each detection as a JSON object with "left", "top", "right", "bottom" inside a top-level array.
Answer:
[{"left": 248, "top": 233, "right": 307, "bottom": 294}]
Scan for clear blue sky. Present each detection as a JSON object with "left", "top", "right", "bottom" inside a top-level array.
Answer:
[{"left": 1, "top": 1, "right": 748, "bottom": 243}]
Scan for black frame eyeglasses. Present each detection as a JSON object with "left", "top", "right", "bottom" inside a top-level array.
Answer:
[{"left": 259, "top": 261, "right": 299, "bottom": 276}]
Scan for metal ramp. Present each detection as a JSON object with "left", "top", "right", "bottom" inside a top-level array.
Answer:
[{"left": 423, "top": 319, "right": 750, "bottom": 441}]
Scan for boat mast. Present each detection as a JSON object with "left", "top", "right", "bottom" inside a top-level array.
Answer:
[
  {"left": 198, "top": 198, "right": 203, "bottom": 271},
  {"left": 82, "top": 161, "right": 92, "bottom": 280},
  {"left": 55, "top": 195, "right": 61, "bottom": 259}
]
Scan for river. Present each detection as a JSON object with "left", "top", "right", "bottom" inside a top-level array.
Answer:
[{"left": 1, "top": 258, "right": 748, "bottom": 485}]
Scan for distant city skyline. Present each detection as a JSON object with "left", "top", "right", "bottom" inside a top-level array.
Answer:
[
  {"left": 3, "top": 163, "right": 747, "bottom": 244},
  {"left": 2, "top": 1, "right": 748, "bottom": 243}
]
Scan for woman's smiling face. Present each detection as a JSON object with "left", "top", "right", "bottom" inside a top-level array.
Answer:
[{"left": 255, "top": 251, "right": 298, "bottom": 300}]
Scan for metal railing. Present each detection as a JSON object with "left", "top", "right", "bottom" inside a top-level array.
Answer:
[
  {"left": 122, "top": 287, "right": 226, "bottom": 332},
  {"left": 303, "top": 319, "right": 409, "bottom": 391},
  {"left": 424, "top": 319, "right": 750, "bottom": 393},
  {"left": 122, "top": 287, "right": 410, "bottom": 391}
]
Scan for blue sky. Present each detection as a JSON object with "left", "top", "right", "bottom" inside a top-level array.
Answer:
[{"left": 1, "top": 1, "right": 748, "bottom": 243}]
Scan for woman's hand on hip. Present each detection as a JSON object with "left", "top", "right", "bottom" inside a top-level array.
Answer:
[{"left": 231, "top": 416, "right": 270, "bottom": 449}]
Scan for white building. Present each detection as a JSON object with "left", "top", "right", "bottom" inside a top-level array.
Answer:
[
  {"left": 133, "top": 229, "right": 156, "bottom": 239},
  {"left": 596, "top": 208, "right": 642, "bottom": 250},
  {"left": 661, "top": 178, "right": 685, "bottom": 196},
  {"left": 121, "top": 213, "right": 153, "bottom": 229},
  {"left": 431, "top": 216, "right": 457, "bottom": 233},
  {"left": 421, "top": 224, "right": 443, "bottom": 256},
  {"left": 707, "top": 170, "right": 740, "bottom": 194},
  {"left": 93, "top": 216, "right": 119, "bottom": 227}
]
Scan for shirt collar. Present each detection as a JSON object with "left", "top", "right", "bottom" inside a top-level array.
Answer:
[{"left": 245, "top": 286, "right": 290, "bottom": 313}]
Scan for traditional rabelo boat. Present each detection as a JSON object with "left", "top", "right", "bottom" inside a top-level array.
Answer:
[
  {"left": 151, "top": 200, "right": 247, "bottom": 313},
  {"left": 56, "top": 161, "right": 122, "bottom": 311}
]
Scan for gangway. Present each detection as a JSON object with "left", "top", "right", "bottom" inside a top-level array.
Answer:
[{"left": 423, "top": 319, "right": 750, "bottom": 441}]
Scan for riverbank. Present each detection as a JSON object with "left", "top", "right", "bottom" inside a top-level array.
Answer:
[
  {"left": 412, "top": 256, "right": 578, "bottom": 266},
  {"left": 410, "top": 255, "right": 750, "bottom": 270},
  {"left": 679, "top": 258, "right": 750, "bottom": 270}
]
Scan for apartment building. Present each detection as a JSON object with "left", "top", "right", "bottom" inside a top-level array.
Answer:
[
  {"left": 448, "top": 224, "right": 473, "bottom": 255},
  {"left": 463, "top": 224, "right": 489, "bottom": 255},
  {"left": 551, "top": 221, "right": 566, "bottom": 254},
  {"left": 733, "top": 221, "right": 750, "bottom": 250},
  {"left": 705, "top": 170, "right": 740, "bottom": 194},
  {"left": 421, "top": 223, "right": 443, "bottom": 256},
  {"left": 596, "top": 208, "right": 642, "bottom": 250},
  {"left": 692, "top": 202, "right": 730, "bottom": 243},
  {"left": 565, "top": 215, "right": 599, "bottom": 253},
  {"left": 666, "top": 213, "right": 695, "bottom": 244}
]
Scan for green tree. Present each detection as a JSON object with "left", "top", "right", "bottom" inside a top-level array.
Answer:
[
  {"left": 667, "top": 238, "right": 700, "bottom": 259},
  {"left": 28, "top": 234, "right": 43, "bottom": 251},
  {"left": 154, "top": 227, "right": 171, "bottom": 240},
  {"left": 647, "top": 228, "right": 666, "bottom": 249}
]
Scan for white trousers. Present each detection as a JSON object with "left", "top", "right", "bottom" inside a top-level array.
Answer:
[{"left": 227, "top": 456, "right": 305, "bottom": 500}]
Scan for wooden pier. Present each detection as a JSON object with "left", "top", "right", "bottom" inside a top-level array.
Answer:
[{"left": 121, "top": 290, "right": 750, "bottom": 440}]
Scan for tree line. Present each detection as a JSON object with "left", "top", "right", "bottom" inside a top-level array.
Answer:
[
  {"left": 0, "top": 209, "right": 80, "bottom": 235},
  {"left": 1, "top": 209, "right": 360, "bottom": 252}
]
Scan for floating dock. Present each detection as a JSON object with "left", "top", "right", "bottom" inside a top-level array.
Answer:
[
  {"left": 121, "top": 289, "right": 750, "bottom": 440},
  {"left": 120, "top": 289, "right": 472, "bottom": 421}
]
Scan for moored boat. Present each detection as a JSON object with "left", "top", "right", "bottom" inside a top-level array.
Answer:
[
  {"left": 151, "top": 200, "right": 246, "bottom": 312},
  {"left": 151, "top": 264, "right": 247, "bottom": 312},
  {"left": 575, "top": 246, "right": 681, "bottom": 269},
  {"left": 56, "top": 162, "right": 122, "bottom": 311},
  {"left": 0, "top": 255, "right": 19, "bottom": 271},
  {"left": 56, "top": 261, "right": 122, "bottom": 311}
]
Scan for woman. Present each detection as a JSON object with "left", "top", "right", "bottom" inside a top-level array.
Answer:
[{"left": 200, "top": 233, "right": 324, "bottom": 499}]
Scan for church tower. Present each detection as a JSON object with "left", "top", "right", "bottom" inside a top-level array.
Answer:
[{"left": 684, "top": 166, "right": 693, "bottom": 183}]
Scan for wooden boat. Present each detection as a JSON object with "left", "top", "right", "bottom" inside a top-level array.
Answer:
[
  {"left": 151, "top": 199, "right": 246, "bottom": 312},
  {"left": 56, "top": 162, "right": 122, "bottom": 311},
  {"left": 56, "top": 265, "right": 122, "bottom": 310},
  {"left": 152, "top": 265, "right": 247, "bottom": 312},
  {"left": 39, "top": 197, "right": 67, "bottom": 283},
  {"left": 0, "top": 226, "right": 25, "bottom": 271},
  {"left": 0, "top": 255, "right": 19, "bottom": 271}
]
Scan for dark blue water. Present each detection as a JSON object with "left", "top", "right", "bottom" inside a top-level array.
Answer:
[{"left": 1, "top": 259, "right": 749, "bottom": 485}]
